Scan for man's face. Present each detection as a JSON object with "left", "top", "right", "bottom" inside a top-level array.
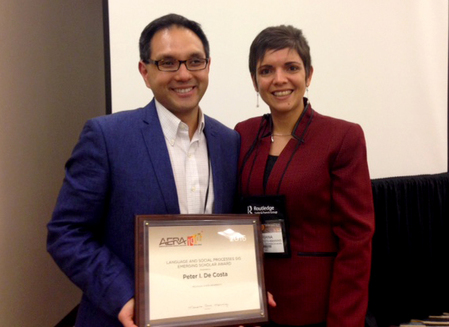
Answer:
[{"left": 139, "top": 26, "right": 210, "bottom": 121}]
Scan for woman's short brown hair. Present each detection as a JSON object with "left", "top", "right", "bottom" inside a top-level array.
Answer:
[{"left": 249, "top": 25, "right": 312, "bottom": 80}]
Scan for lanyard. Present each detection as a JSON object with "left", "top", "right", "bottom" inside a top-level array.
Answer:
[{"left": 203, "top": 153, "right": 211, "bottom": 213}]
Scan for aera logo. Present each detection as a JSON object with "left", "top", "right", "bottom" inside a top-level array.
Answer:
[
  {"left": 159, "top": 237, "right": 187, "bottom": 247},
  {"left": 159, "top": 232, "right": 203, "bottom": 247}
]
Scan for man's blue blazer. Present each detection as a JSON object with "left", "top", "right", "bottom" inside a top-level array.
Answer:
[{"left": 47, "top": 100, "right": 240, "bottom": 326}]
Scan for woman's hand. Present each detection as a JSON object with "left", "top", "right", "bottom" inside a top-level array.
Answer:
[{"left": 267, "top": 291, "right": 276, "bottom": 307}]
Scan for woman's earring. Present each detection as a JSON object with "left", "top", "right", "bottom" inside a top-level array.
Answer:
[
  {"left": 256, "top": 92, "right": 260, "bottom": 108},
  {"left": 306, "top": 86, "right": 309, "bottom": 99}
]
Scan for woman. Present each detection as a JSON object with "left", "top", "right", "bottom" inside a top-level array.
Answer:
[{"left": 235, "top": 25, "right": 375, "bottom": 327}]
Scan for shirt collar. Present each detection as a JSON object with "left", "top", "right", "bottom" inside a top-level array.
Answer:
[{"left": 155, "top": 99, "right": 205, "bottom": 143}]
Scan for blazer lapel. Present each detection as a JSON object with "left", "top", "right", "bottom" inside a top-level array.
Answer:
[
  {"left": 204, "top": 116, "right": 224, "bottom": 213},
  {"left": 141, "top": 100, "right": 180, "bottom": 214}
]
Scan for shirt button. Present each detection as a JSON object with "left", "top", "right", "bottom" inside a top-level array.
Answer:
[{"left": 191, "top": 186, "right": 196, "bottom": 192}]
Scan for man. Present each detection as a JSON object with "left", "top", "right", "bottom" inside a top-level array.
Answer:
[{"left": 47, "top": 14, "right": 239, "bottom": 327}]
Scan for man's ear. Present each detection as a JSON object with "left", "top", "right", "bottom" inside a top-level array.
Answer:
[
  {"left": 138, "top": 61, "right": 151, "bottom": 89},
  {"left": 207, "top": 57, "right": 211, "bottom": 72}
]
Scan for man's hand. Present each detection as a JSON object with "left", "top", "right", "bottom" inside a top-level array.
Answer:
[{"left": 118, "top": 298, "right": 138, "bottom": 327}]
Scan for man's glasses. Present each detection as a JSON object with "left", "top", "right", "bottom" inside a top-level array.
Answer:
[{"left": 147, "top": 58, "right": 209, "bottom": 72}]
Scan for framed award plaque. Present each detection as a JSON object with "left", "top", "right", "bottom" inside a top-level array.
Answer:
[{"left": 135, "top": 214, "right": 268, "bottom": 327}]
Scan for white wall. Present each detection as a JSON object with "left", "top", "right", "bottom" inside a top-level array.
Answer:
[
  {"left": 0, "top": 0, "right": 105, "bottom": 325},
  {"left": 0, "top": 2, "right": 445, "bottom": 324},
  {"left": 108, "top": 0, "right": 448, "bottom": 178}
]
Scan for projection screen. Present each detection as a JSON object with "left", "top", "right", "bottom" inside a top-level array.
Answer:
[{"left": 105, "top": 0, "right": 448, "bottom": 179}]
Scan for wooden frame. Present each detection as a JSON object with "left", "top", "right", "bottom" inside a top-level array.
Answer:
[{"left": 135, "top": 214, "right": 268, "bottom": 327}]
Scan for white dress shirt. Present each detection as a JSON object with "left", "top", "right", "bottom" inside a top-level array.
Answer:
[{"left": 155, "top": 100, "right": 214, "bottom": 214}]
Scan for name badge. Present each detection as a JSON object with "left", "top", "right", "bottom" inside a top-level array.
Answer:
[{"left": 239, "top": 195, "right": 290, "bottom": 258}]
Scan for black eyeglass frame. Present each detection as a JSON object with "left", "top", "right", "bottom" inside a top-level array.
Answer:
[{"left": 146, "top": 58, "right": 209, "bottom": 72}]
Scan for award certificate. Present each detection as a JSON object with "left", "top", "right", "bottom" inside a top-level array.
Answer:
[{"left": 135, "top": 214, "right": 268, "bottom": 327}]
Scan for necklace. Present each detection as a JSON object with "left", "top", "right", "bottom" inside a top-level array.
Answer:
[{"left": 271, "top": 133, "right": 291, "bottom": 143}]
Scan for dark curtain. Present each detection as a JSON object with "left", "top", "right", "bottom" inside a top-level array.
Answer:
[{"left": 368, "top": 173, "right": 449, "bottom": 327}]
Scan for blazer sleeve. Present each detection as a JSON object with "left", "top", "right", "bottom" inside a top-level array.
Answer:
[
  {"left": 327, "top": 124, "right": 375, "bottom": 327},
  {"left": 47, "top": 119, "right": 134, "bottom": 318}
]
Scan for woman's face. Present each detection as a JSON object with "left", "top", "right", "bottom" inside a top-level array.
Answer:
[{"left": 253, "top": 47, "right": 313, "bottom": 116}]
